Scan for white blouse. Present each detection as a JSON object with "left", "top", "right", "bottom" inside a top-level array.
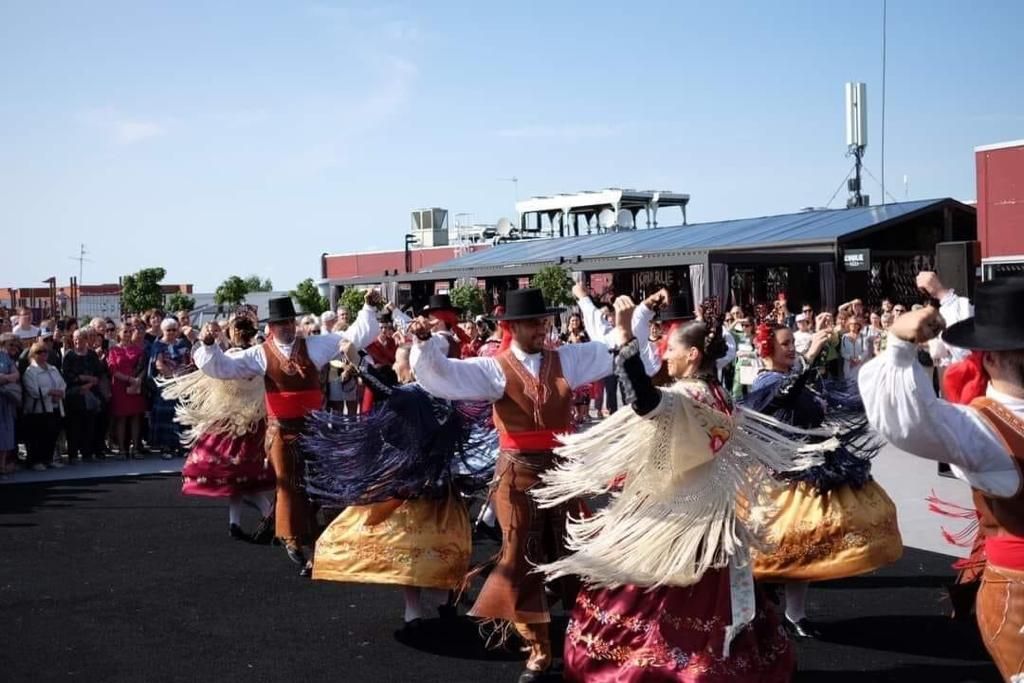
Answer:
[{"left": 859, "top": 337, "right": 1021, "bottom": 497}]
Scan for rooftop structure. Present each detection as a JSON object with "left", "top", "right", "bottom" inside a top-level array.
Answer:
[{"left": 515, "top": 188, "right": 690, "bottom": 238}]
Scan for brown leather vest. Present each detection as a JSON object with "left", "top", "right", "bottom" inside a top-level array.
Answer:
[
  {"left": 263, "top": 337, "right": 321, "bottom": 394},
  {"left": 970, "top": 397, "right": 1024, "bottom": 538},
  {"left": 492, "top": 349, "right": 573, "bottom": 434}
]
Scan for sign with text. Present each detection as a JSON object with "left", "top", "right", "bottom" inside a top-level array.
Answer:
[{"left": 843, "top": 249, "right": 871, "bottom": 272}]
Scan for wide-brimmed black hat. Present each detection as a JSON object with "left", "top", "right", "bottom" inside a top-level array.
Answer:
[
  {"left": 943, "top": 277, "right": 1024, "bottom": 352},
  {"left": 266, "top": 297, "right": 298, "bottom": 323},
  {"left": 657, "top": 290, "right": 696, "bottom": 323},
  {"left": 496, "top": 288, "right": 562, "bottom": 321},
  {"left": 422, "top": 294, "right": 460, "bottom": 315}
]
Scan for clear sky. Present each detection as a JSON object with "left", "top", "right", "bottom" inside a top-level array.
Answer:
[{"left": 2, "top": 1, "right": 1021, "bottom": 291}]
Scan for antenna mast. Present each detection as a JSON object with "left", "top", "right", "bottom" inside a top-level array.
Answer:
[
  {"left": 68, "top": 243, "right": 93, "bottom": 283},
  {"left": 845, "top": 82, "right": 869, "bottom": 207}
]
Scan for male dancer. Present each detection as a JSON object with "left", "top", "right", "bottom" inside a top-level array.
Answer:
[
  {"left": 191, "top": 292, "right": 380, "bottom": 575},
  {"left": 860, "top": 277, "right": 1024, "bottom": 681},
  {"left": 409, "top": 288, "right": 613, "bottom": 682}
]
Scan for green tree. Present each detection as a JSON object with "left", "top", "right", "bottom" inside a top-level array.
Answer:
[
  {"left": 166, "top": 293, "right": 196, "bottom": 312},
  {"left": 214, "top": 276, "right": 250, "bottom": 306},
  {"left": 121, "top": 267, "right": 167, "bottom": 313},
  {"left": 242, "top": 275, "right": 273, "bottom": 292},
  {"left": 529, "top": 265, "right": 574, "bottom": 307},
  {"left": 339, "top": 286, "right": 366, "bottom": 321},
  {"left": 292, "top": 278, "right": 330, "bottom": 315},
  {"left": 450, "top": 282, "right": 485, "bottom": 318}
]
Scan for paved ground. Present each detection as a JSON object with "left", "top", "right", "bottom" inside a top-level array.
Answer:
[{"left": 0, "top": 466, "right": 1001, "bottom": 683}]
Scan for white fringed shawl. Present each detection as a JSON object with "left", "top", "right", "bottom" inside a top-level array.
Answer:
[
  {"left": 156, "top": 352, "right": 266, "bottom": 447},
  {"left": 532, "top": 381, "right": 833, "bottom": 590}
]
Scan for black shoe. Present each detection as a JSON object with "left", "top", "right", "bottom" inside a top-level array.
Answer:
[
  {"left": 394, "top": 618, "right": 425, "bottom": 645},
  {"left": 299, "top": 560, "right": 313, "bottom": 578},
  {"left": 783, "top": 616, "right": 822, "bottom": 639},
  {"left": 249, "top": 516, "right": 275, "bottom": 545},
  {"left": 285, "top": 545, "right": 307, "bottom": 567},
  {"left": 437, "top": 602, "right": 458, "bottom": 622},
  {"left": 517, "top": 667, "right": 550, "bottom": 683},
  {"left": 229, "top": 523, "right": 247, "bottom": 541}
]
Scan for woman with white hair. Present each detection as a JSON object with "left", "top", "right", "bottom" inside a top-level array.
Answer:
[
  {"left": 299, "top": 314, "right": 319, "bottom": 337},
  {"left": 319, "top": 310, "right": 338, "bottom": 334},
  {"left": 148, "top": 318, "right": 192, "bottom": 458}
]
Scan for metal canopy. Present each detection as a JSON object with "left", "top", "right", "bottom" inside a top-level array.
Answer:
[{"left": 422, "top": 198, "right": 954, "bottom": 274}]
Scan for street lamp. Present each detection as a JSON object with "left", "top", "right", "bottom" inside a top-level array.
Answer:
[{"left": 404, "top": 233, "right": 419, "bottom": 274}]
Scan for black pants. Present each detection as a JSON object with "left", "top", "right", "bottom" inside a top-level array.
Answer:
[
  {"left": 603, "top": 374, "right": 619, "bottom": 413},
  {"left": 90, "top": 404, "right": 109, "bottom": 454},
  {"left": 66, "top": 409, "right": 97, "bottom": 458},
  {"left": 25, "top": 411, "right": 61, "bottom": 466}
]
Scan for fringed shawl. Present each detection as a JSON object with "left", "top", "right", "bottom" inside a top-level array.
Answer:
[
  {"left": 156, "top": 352, "right": 266, "bottom": 447},
  {"left": 532, "top": 380, "right": 833, "bottom": 590}
]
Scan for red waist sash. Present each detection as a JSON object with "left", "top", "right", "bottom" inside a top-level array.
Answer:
[
  {"left": 499, "top": 428, "right": 572, "bottom": 452},
  {"left": 986, "top": 534, "right": 1024, "bottom": 571},
  {"left": 265, "top": 389, "right": 322, "bottom": 420}
]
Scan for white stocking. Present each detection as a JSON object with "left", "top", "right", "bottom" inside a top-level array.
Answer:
[
  {"left": 402, "top": 586, "right": 424, "bottom": 623},
  {"left": 228, "top": 496, "right": 242, "bottom": 526},
  {"left": 784, "top": 582, "right": 809, "bottom": 622}
]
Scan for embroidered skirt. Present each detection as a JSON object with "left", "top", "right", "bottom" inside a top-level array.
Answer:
[
  {"left": 753, "top": 479, "right": 903, "bottom": 582},
  {"left": 313, "top": 491, "right": 471, "bottom": 590},
  {"left": 563, "top": 569, "right": 794, "bottom": 682},
  {"left": 181, "top": 424, "right": 274, "bottom": 497}
]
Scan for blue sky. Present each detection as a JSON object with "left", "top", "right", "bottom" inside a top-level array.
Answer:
[{"left": 2, "top": 1, "right": 1021, "bottom": 291}]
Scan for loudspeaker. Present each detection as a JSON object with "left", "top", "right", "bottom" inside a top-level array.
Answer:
[{"left": 935, "top": 241, "right": 980, "bottom": 299}]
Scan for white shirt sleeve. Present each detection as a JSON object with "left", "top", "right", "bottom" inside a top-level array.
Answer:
[
  {"left": 410, "top": 334, "right": 505, "bottom": 402},
  {"left": 631, "top": 303, "right": 661, "bottom": 376},
  {"left": 193, "top": 342, "right": 267, "bottom": 380},
  {"left": 306, "top": 304, "right": 380, "bottom": 369},
  {"left": 557, "top": 340, "right": 614, "bottom": 389},
  {"left": 577, "top": 296, "right": 614, "bottom": 344},
  {"left": 859, "top": 337, "right": 1020, "bottom": 497},
  {"left": 937, "top": 291, "right": 973, "bottom": 365}
]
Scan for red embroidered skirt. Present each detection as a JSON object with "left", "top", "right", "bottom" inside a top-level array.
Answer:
[
  {"left": 563, "top": 568, "right": 794, "bottom": 682},
  {"left": 181, "top": 423, "right": 274, "bottom": 498}
]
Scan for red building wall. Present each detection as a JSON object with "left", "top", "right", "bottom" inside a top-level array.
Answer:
[
  {"left": 976, "top": 141, "right": 1024, "bottom": 259},
  {"left": 323, "top": 245, "right": 489, "bottom": 280}
]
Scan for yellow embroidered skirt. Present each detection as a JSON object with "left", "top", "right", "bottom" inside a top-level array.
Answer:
[
  {"left": 753, "top": 479, "right": 903, "bottom": 582},
  {"left": 312, "top": 492, "right": 471, "bottom": 590}
]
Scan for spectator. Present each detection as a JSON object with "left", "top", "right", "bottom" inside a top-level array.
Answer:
[
  {"left": 62, "top": 329, "right": 105, "bottom": 462},
  {"left": 598, "top": 303, "right": 618, "bottom": 415},
  {"left": 299, "top": 314, "right": 319, "bottom": 337},
  {"left": 841, "top": 317, "right": 869, "bottom": 384},
  {"left": 0, "top": 333, "right": 19, "bottom": 475},
  {"left": 22, "top": 340, "right": 66, "bottom": 471},
  {"left": 892, "top": 303, "right": 907, "bottom": 318},
  {"left": 335, "top": 308, "right": 351, "bottom": 332},
  {"left": 176, "top": 310, "right": 191, "bottom": 330},
  {"left": 730, "top": 318, "right": 759, "bottom": 400},
  {"left": 560, "top": 313, "right": 591, "bottom": 424},
  {"left": 816, "top": 312, "right": 843, "bottom": 379},
  {"left": 800, "top": 303, "right": 815, "bottom": 321},
  {"left": 880, "top": 298, "right": 894, "bottom": 315},
  {"left": 0, "top": 317, "right": 11, "bottom": 335},
  {"left": 148, "top": 318, "right": 191, "bottom": 458},
  {"left": 144, "top": 309, "right": 163, "bottom": 344},
  {"left": 320, "top": 310, "right": 338, "bottom": 334},
  {"left": 12, "top": 308, "right": 39, "bottom": 340},
  {"left": 793, "top": 313, "right": 814, "bottom": 357},
  {"left": 108, "top": 325, "right": 147, "bottom": 458},
  {"left": 104, "top": 318, "right": 118, "bottom": 346},
  {"left": 475, "top": 316, "right": 501, "bottom": 358}
]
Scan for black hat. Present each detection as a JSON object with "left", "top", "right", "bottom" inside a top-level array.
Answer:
[
  {"left": 943, "top": 277, "right": 1024, "bottom": 352},
  {"left": 422, "top": 294, "right": 460, "bottom": 315},
  {"left": 657, "top": 290, "right": 696, "bottom": 323},
  {"left": 496, "top": 288, "right": 562, "bottom": 321},
  {"left": 266, "top": 297, "right": 298, "bottom": 323}
]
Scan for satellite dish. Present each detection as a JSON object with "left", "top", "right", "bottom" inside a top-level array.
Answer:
[
  {"left": 496, "top": 217, "right": 513, "bottom": 237},
  {"left": 598, "top": 209, "right": 616, "bottom": 230},
  {"left": 616, "top": 209, "right": 634, "bottom": 230}
]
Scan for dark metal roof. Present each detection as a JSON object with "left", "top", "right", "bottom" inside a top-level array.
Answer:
[{"left": 419, "top": 198, "right": 958, "bottom": 274}]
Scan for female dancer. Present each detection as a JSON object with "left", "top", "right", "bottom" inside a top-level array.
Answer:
[
  {"left": 532, "top": 298, "right": 824, "bottom": 682},
  {"left": 747, "top": 322, "right": 902, "bottom": 637},
  {"left": 161, "top": 317, "right": 275, "bottom": 539}
]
